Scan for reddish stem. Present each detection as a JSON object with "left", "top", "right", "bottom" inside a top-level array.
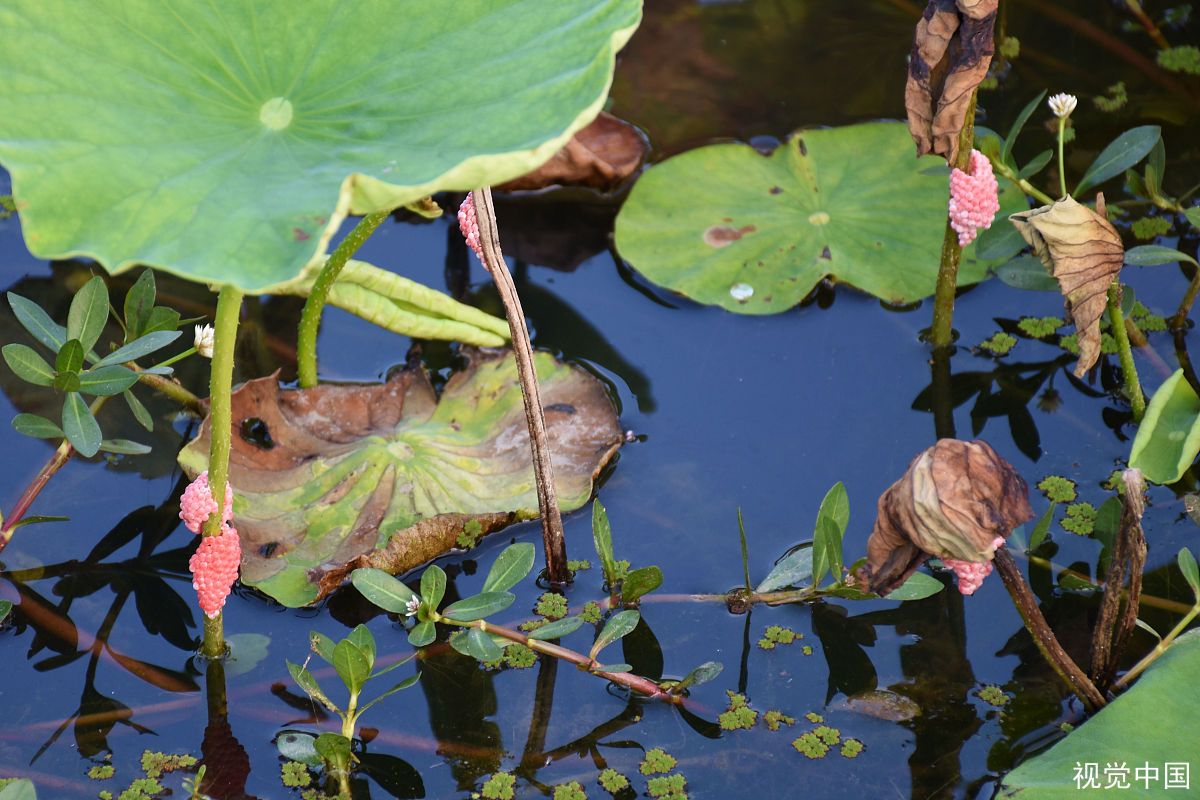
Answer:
[{"left": 0, "top": 441, "right": 73, "bottom": 546}]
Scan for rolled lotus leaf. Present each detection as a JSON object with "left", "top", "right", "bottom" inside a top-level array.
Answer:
[
  {"left": 1010, "top": 195, "right": 1123, "bottom": 377},
  {"left": 857, "top": 439, "right": 1033, "bottom": 596}
]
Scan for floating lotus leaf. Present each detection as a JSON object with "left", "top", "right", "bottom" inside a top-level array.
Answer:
[
  {"left": 0, "top": 0, "right": 641, "bottom": 292},
  {"left": 998, "top": 631, "right": 1200, "bottom": 798},
  {"left": 178, "top": 351, "right": 623, "bottom": 607},
  {"left": 613, "top": 122, "right": 1016, "bottom": 313}
]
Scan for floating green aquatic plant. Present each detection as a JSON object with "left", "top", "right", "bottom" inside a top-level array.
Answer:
[
  {"left": 481, "top": 772, "right": 517, "bottom": 800},
  {"left": 640, "top": 748, "right": 677, "bottom": 775},
  {"left": 979, "top": 332, "right": 1018, "bottom": 356},
  {"left": 535, "top": 593, "right": 569, "bottom": 621},
  {"left": 646, "top": 773, "right": 687, "bottom": 799},
  {"left": 1061, "top": 502, "right": 1097, "bottom": 536},
  {"left": 757, "top": 625, "right": 799, "bottom": 650},
  {"left": 977, "top": 684, "right": 1011, "bottom": 707},
  {"left": 718, "top": 691, "right": 758, "bottom": 731},
  {"left": 553, "top": 781, "right": 588, "bottom": 800},
  {"left": 764, "top": 710, "right": 796, "bottom": 731},
  {"left": 598, "top": 768, "right": 630, "bottom": 794},
  {"left": 1037, "top": 476, "right": 1077, "bottom": 504}
]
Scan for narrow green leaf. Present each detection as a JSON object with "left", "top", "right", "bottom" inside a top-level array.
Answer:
[
  {"left": 737, "top": 508, "right": 752, "bottom": 592},
  {"left": 593, "top": 499, "right": 617, "bottom": 586},
  {"left": 1146, "top": 137, "right": 1166, "bottom": 198},
  {"left": 995, "top": 255, "right": 1059, "bottom": 292},
  {"left": 816, "top": 482, "right": 850, "bottom": 534},
  {"left": 1075, "top": 125, "right": 1161, "bottom": 196},
  {"left": 8, "top": 292, "right": 66, "bottom": 351},
  {"left": 62, "top": 392, "right": 101, "bottom": 457},
  {"left": 811, "top": 515, "right": 844, "bottom": 588},
  {"left": 670, "top": 661, "right": 723, "bottom": 693},
  {"left": 94, "top": 330, "right": 181, "bottom": 367},
  {"left": 313, "top": 733, "right": 353, "bottom": 772},
  {"left": 55, "top": 338, "right": 84, "bottom": 375},
  {"left": 1001, "top": 90, "right": 1047, "bottom": 164},
  {"left": 98, "top": 439, "right": 151, "bottom": 455},
  {"left": 350, "top": 568, "right": 418, "bottom": 614},
  {"left": 442, "top": 591, "right": 515, "bottom": 622},
  {"left": 2, "top": 344, "right": 55, "bottom": 386},
  {"left": 464, "top": 627, "right": 504, "bottom": 663},
  {"left": 527, "top": 615, "right": 585, "bottom": 641},
  {"left": 420, "top": 564, "right": 447, "bottom": 610},
  {"left": 1017, "top": 149, "right": 1053, "bottom": 179},
  {"left": 480, "top": 542, "right": 535, "bottom": 594},
  {"left": 359, "top": 673, "right": 421, "bottom": 715},
  {"left": 371, "top": 652, "right": 416, "bottom": 679},
  {"left": 1125, "top": 244, "right": 1198, "bottom": 267},
  {"left": 1178, "top": 548, "right": 1200, "bottom": 601},
  {"left": 66, "top": 275, "right": 110, "bottom": 352},
  {"left": 621, "top": 565, "right": 663, "bottom": 605},
  {"left": 123, "top": 389, "right": 153, "bottom": 432},
  {"left": 1028, "top": 503, "right": 1056, "bottom": 551},
  {"left": 143, "top": 306, "right": 181, "bottom": 335},
  {"left": 1093, "top": 497, "right": 1123, "bottom": 553},
  {"left": 5, "top": 515, "right": 68, "bottom": 530},
  {"left": 0, "top": 600, "right": 11, "bottom": 623},
  {"left": 448, "top": 630, "right": 472, "bottom": 657},
  {"left": 885, "top": 571, "right": 945, "bottom": 600},
  {"left": 346, "top": 624, "right": 377, "bottom": 671},
  {"left": 756, "top": 543, "right": 814, "bottom": 593},
  {"left": 332, "top": 639, "right": 371, "bottom": 695},
  {"left": 591, "top": 609, "right": 640, "bottom": 659},
  {"left": 407, "top": 620, "right": 436, "bottom": 648},
  {"left": 1129, "top": 369, "right": 1200, "bottom": 484},
  {"left": 310, "top": 631, "right": 336, "bottom": 664},
  {"left": 78, "top": 365, "right": 139, "bottom": 396},
  {"left": 1134, "top": 618, "right": 1161, "bottom": 641},
  {"left": 1185, "top": 207, "right": 1200, "bottom": 231},
  {"left": 593, "top": 663, "right": 633, "bottom": 673},
  {"left": 123, "top": 269, "right": 156, "bottom": 340},
  {"left": 287, "top": 661, "right": 339, "bottom": 713}
]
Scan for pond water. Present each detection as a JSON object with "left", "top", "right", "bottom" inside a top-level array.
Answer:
[{"left": 1, "top": 1, "right": 1199, "bottom": 798}]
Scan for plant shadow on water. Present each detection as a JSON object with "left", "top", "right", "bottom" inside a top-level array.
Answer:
[{"left": 1, "top": 1, "right": 1200, "bottom": 798}]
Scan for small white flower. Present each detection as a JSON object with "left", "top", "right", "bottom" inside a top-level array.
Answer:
[
  {"left": 194, "top": 324, "right": 215, "bottom": 359},
  {"left": 405, "top": 596, "right": 421, "bottom": 618},
  {"left": 1048, "top": 93, "right": 1078, "bottom": 119}
]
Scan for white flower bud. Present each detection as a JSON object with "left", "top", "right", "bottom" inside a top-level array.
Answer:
[
  {"left": 194, "top": 324, "right": 215, "bottom": 359},
  {"left": 1048, "top": 93, "right": 1078, "bottom": 119}
]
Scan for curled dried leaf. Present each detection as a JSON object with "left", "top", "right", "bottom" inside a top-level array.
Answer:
[
  {"left": 856, "top": 439, "right": 1033, "bottom": 596},
  {"left": 904, "top": 0, "right": 998, "bottom": 163},
  {"left": 1009, "top": 195, "right": 1123, "bottom": 377},
  {"left": 496, "top": 112, "right": 648, "bottom": 193}
]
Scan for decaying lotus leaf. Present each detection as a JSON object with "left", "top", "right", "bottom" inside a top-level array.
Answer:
[
  {"left": 904, "top": 0, "right": 999, "bottom": 163},
  {"left": 1010, "top": 195, "right": 1123, "bottom": 377},
  {"left": 496, "top": 112, "right": 648, "bottom": 193},
  {"left": 856, "top": 439, "right": 1032, "bottom": 596},
  {"left": 178, "top": 350, "right": 622, "bottom": 607}
]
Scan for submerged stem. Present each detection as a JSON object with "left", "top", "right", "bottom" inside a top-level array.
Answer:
[
  {"left": 1106, "top": 284, "right": 1146, "bottom": 421},
  {"left": 199, "top": 285, "right": 243, "bottom": 660},
  {"left": 296, "top": 211, "right": 390, "bottom": 389},
  {"left": 929, "top": 94, "right": 978, "bottom": 349}
]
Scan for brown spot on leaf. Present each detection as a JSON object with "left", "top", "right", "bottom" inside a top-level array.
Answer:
[
  {"left": 703, "top": 224, "right": 757, "bottom": 248},
  {"left": 769, "top": 186, "right": 783, "bottom": 195},
  {"left": 292, "top": 227, "right": 310, "bottom": 242},
  {"left": 820, "top": 246, "right": 832, "bottom": 260}
]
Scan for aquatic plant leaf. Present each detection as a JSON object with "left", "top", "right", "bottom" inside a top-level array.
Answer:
[
  {"left": 527, "top": 616, "right": 585, "bottom": 641},
  {"left": 0, "top": 779, "right": 36, "bottom": 800},
  {"left": 351, "top": 569, "right": 418, "bottom": 614},
  {"left": 0, "top": 600, "right": 11, "bottom": 623},
  {"left": 179, "top": 350, "right": 621, "bottom": 607},
  {"left": 1129, "top": 369, "right": 1200, "bottom": 485},
  {"left": 620, "top": 565, "right": 663, "bottom": 605},
  {"left": 464, "top": 628, "right": 505, "bottom": 663},
  {"left": 496, "top": 112, "right": 648, "bottom": 193},
  {"left": 408, "top": 620, "right": 436, "bottom": 648},
  {"left": 93, "top": 330, "right": 181, "bottom": 368},
  {"left": 857, "top": 439, "right": 1032, "bottom": 596},
  {"left": 591, "top": 609, "right": 640, "bottom": 659},
  {"left": 904, "top": 0, "right": 998, "bottom": 164},
  {"left": 1001, "top": 91, "right": 1048, "bottom": 166},
  {"left": 592, "top": 500, "right": 618, "bottom": 586},
  {"left": 998, "top": 631, "right": 1200, "bottom": 798},
  {"left": 420, "top": 565, "right": 447, "bottom": 612},
  {"left": 671, "top": 661, "right": 724, "bottom": 693},
  {"left": 0, "top": 0, "right": 641, "bottom": 292},
  {"left": 1125, "top": 244, "right": 1198, "bottom": 267},
  {"left": 1010, "top": 196, "right": 1123, "bottom": 377},
  {"left": 1075, "top": 125, "right": 1161, "bottom": 196},
  {"left": 995, "top": 256, "right": 1059, "bottom": 292},
  {"left": 62, "top": 391, "right": 100, "bottom": 457},
  {"left": 66, "top": 277, "right": 108, "bottom": 355},
  {"left": 480, "top": 543, "right": 536, "bottom": 594},
  {"left": 756, "top": 544, "right": 813, "bottom": 593},
  {"left": 614, "top": 122, "right": 1009, "bottom": 311},
  {"left": 7, "top": 292, "right": 67, "bottom": 352},
  {"left": 287, "top": 662, "right": 338, "bottom": 714},
  {"left": 2, "top": 344, "right": 55, "bottom": 387},
  {"left": 1179, "top": 548, "right": 1200, "bottom": 601},
  {"left": 884, "top": 571, "right": 944, "bottom": 600},
  {"left": 442, "top": 592, "right": 515, "bottom": 623},
  {"left": 811, "top": 516, "right": 845, "bottom": 589}
]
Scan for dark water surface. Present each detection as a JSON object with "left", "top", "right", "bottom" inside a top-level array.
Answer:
[{"left": 2, "top": 1, "right": 1199, "bottom": 798}]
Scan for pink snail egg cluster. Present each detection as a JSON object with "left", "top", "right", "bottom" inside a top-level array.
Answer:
[
  {"left": 179, "top": 471, "right": 233, "bottom": 534},
  {"left": 189, "top": 526, "right": 241, "bottom": 619},
  {"left": 948, "top": 149, "right": 1000, "bottom": 247},
  {"left": 942, "top": 537, "right": 1007, "bottom": 596},
  {"left": 457, "top": 194, "right": 482, "bottom": 259}
]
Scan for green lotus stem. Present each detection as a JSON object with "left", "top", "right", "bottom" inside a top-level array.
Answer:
[
  {"left": 1107, "top": 284, "right": 1146, "bottom": 421},
  {"left": 991, "top": 159, "right": 1056, "bottom": 205},
  {"left": 1056, "top": 117, "right": 1068, "bottom": 198},
  {"left": 296, "top": 211, "right": 390, "bottom": 389},
  {"left": 929, "top": 93, "right": 978, "bottom": 349},
  {"left": 200, "top": 285, "right": 243, "bottom": 660},
  {"left": 1111, "top": 602, "right": 1200, "bottom": 691}
]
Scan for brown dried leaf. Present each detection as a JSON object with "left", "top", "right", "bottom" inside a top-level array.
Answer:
[
  {"left": 178, "top": 350, "right": 623, "bottom": 607},
  {"left": 1009, "top": 195, "right": 1124, "bottom": 377},
  {"left": 856, "top": 439, "right": 1032, "bottom": 596},
  {"left": 497, "top": 112, "right": 648, "bottom": 193},
  {"left": 904, "top": 0, "right": 998, "bottom": 163}
]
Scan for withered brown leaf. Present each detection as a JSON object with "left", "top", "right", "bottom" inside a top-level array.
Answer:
[
  {"left": 856, "top": 439, "right": 1032, "bottom": 596},
  {"left": 496, "top": 112, "right": 648, "bottom": 193},
  {"left": 1009, "top": 194, "right": 1124, "bottom": 377},
  {"left": 904, "top": 0, "right": 999, "bottom": 164}
]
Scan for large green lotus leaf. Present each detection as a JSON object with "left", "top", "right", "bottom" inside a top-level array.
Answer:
[
  {"left": 613, "top": 122, "right": 1016, "bottom": 312},
  {"left": 1129, "top": 369, "right": 1200, "bottom": 485},
  {"left": 178, "top": 350, "right": 622, "bottom": 607},
  {"left": 998, "top": 631, "right": 1200, "bottom": 798},
  {"left": 0, "top": 0, "right": 641, "bottom": 292}
]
